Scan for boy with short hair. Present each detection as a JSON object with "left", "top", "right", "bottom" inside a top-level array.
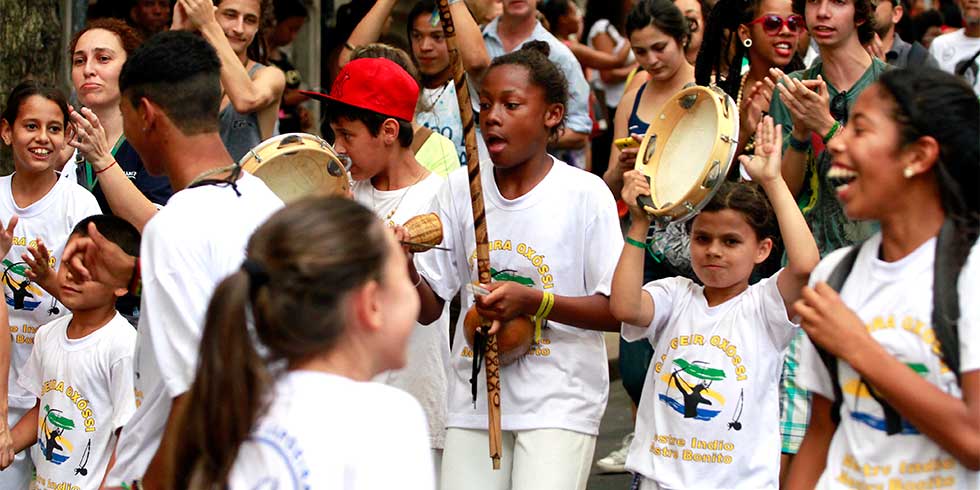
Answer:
[
  {"left": 5, "top": 215, "right": 139, "bottom": 490},
  {"left": 303, "top": 57, "right": 451, "bottom": 478}
]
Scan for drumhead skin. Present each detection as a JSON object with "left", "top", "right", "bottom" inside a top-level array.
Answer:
[
  {"left": 239, "top": 133, "right": 353, "bottom": 203},
  {"left": 634, "top": 86, "right": 739, "bottom": 226}
]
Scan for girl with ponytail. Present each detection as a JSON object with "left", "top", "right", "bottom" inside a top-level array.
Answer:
[
  {"left": 695, "top": 0, "right": 805, "bottom": 158},
  {"left": 171, "top": 197, "right": 434, "bottom": 489}
]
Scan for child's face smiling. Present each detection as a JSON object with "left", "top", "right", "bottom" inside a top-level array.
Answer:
[
  {"left": 689, "top": 209, "right": 772, "bottom": 292},
  {"left": 1, "top": 96, "right": 67, "bottom": 175},
  {"left": 478, "top": 64, "right": 563, "bottom": 169}
]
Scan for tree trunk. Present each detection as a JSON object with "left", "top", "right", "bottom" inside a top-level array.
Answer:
[{"left": 0, "top": 0, "right": 64, "bottom": 174}]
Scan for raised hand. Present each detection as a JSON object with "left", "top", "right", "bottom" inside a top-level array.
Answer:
[
  {"left": 179, "top": 0, "right": 219, "bottom": 31},
  {"left": 61, "top": 222, "right": 135, "bottom": 290},
  {"left": 739, "top": 80, "right": 773, "bottom": 139},
  {"left": 621, "top": 169, "right": 653, "bottom": 224},
  {"left": 770, "top": 68, "right": 835, "bottom": 138},
  {"left": 739, "top": 116, "right": 783, "bottom": 184},
  {"left": 0, "top": 216, "right": 18, "bottom": 259},
  {"left": 68, "top": 107, "right": 114, "bottom": 171}
]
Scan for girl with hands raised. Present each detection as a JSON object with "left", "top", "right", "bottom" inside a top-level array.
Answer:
[{"left": 610, "top": 115, "right": 819, "bottom": 490}]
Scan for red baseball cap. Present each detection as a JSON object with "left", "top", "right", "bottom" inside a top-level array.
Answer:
[{"left": 300, "top": 58, "right": 419, "bottom": 122}]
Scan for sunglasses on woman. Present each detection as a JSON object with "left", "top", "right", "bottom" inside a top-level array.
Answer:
[{"left": 747, "top": 14, "right": 805, "bottom": 35}]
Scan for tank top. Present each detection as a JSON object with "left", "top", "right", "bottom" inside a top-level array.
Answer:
[
  {"left": 220, "top": 63, "right": 265, "bottom": 163},
  {"left": 627, "top": 83, "right": 650, "bottom": 137}
]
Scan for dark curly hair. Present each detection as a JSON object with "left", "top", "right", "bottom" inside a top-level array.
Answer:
[
  {"left": 487, "top": 41, "right": 569, "bottom": 137},
  {"left": 70, "top": 18, "right": 144, "bottom": 57}
]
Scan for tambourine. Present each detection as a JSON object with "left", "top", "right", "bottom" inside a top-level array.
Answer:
[
  {"left": 239, "top": 133, "right": 352, "bottom": 203},
  {"left": 635, "top": 85, "right": 739, "bottom": 227}
]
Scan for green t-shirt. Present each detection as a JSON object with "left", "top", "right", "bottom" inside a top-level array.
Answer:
[{"left": 769, "top": 58, "right": 888, "bottom": 257}]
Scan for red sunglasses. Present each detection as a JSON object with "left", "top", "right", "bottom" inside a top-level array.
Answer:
[{"left": 747, "top": 14, "right": 806, "bottom": 35}]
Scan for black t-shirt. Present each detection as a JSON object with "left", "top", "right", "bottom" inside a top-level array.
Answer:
[{"left": 76, "top": 139, "right": 173, "bottom": 212}]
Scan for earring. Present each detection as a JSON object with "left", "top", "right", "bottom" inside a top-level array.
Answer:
[
  {"left": 903, "top": 167, "right": 915, "bottom": 178},
  {"left": 743, "top": 38, "right": 752, "bottom": 48}
]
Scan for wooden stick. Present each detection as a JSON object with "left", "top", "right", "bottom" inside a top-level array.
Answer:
[{"left": 435, "top": 0, "right": 502, "bottom": 470}]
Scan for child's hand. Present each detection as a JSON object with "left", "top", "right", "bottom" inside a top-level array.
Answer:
[
  {"left": 23, "top": 239, "right": 55, "bottom": 288},
  {"left": 621, "top": 170, "right": 653, "bottom": 224},
  {"left": 0, "top": 216, "right": 18, "bottom": 258},
  {"left": 794, "top": 282, "right": 872, "bottom": 363},
  {"left": 739, "top": 116, "right": 783, "bottom": 184},
  {"left": 474, "top": 282, "right": 538, "bottom": 323}
]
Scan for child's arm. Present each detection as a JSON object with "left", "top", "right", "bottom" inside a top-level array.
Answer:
[
  {"left": 740, "top": 116, "right": 820, "bottom": 317},
  {"left": 784, "top": 394, "right": 835, "bottom": 489},
  {"left": 475, "top": 283, "right": 621, "bottom": 332},
  {"left": 795, "top": 284, "right": 980, "bottom": 469},
  {"left": 8, "top": 401, "right": 38, "bottom": 455},
  {"left": 98, "top": 429, "right": 122, "bottom": 490},
  {"left": 608, "top": 170, "right": 656, "bottom": 328}
]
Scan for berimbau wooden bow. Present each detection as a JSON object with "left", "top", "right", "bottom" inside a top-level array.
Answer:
[{"left": 435, "top": 0, "right": 503, "bottom": 470}]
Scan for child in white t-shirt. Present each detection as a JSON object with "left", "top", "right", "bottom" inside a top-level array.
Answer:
[
  {"left": 610, "top": 116, "right": 820, "bottom": 490},
  {"left": 168, "top": 198, "right": 433, "bottom": 490},
  {"left": 0, "top": 81, "right": 101, "bottom": 489},
  {"left": 787, "top": 68, "right": 980, "bottom": 490},
  {"left": 307, "top": 55, "right": 452, "bottom": 470},
  {"left": 413, "top": 42, "right": 624, "bottom": 490},
  {"left": 4, "top": 215, "right": 138, "bottom": 490}
]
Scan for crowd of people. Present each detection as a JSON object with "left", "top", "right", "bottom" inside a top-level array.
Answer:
[{"left": 0, "top": 0, "right": 977, "bottom": 489}]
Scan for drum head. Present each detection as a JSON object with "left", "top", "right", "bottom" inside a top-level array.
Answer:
[
  {"left": 240, "top": 133, "right": 351, "bottom": 203},
  {"left": 635, "top": 86, "right": 739, "bottom": 225}
]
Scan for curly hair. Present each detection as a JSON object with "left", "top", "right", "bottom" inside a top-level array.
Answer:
[{"left": 69, "top": 18, "right": 144, "bottom": 56}]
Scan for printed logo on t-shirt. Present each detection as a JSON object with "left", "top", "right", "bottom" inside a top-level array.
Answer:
[
  {"left": 244, "top": 428, "right": 311, "bottom": 490},
  {"left": 3, "top": 249, "right": 56, "bottom": 313},
  {"left": 37, "top": 379, "right": 100, "bottom": 479},
  {"left": 654, "top": 335, "right": 748, "bottom": 428}
]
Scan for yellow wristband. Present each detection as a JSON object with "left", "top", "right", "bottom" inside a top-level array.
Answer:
[{"left": 534, "top": 292, "right": 554, "bottom": 343}]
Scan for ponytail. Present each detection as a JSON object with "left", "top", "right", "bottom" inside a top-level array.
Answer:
[{"left": 171, "top": 271, "right": 273, "bottom": 488}]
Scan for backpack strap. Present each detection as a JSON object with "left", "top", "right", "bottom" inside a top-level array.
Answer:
[
  {"left": 817, "top": 243, "right": 864, "bottom": 426},
  {"left": 934, "top": 219, "right": 965, "bottom": 383}
]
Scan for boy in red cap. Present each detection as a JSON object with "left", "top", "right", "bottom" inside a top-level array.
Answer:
[{"left": 302, "top": 57, "right": 451, "bottom": 481}]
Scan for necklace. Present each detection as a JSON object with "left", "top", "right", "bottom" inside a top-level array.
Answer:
[
  {"left": 736, "top": 73, "right": 749, "bottom": 107},
  {"left": 188, "top": 164, "right": 240, "bottom": 188},
  {"left": 373, "top": 171, "right": 427, "bottom": 224}
]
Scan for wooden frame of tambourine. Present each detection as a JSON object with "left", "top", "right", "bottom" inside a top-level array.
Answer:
[
  {"left": 239, "top": 132, "right": 354, "bottom": 203},
  {"left": 634, "top": 85, "right": 740, "bottom": 228}
]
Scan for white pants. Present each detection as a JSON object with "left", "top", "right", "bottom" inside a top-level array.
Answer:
[
  {"left": 440, "top": 427, "right": 596, "bottom": 490},
  {"left": 0, "top": 405, "right": 33, "bottom": 490}
]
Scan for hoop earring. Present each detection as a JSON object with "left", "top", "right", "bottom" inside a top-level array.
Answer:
[{"left": 743, "top": 38, "right": 752, "bottom": 48}]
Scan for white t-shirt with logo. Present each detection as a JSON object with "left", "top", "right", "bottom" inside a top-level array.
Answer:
[
  {"left": 416, "top": 158, "right": 623, "bottom": 435},
  {"left": 622, "top": 273, "right": 796, "bottom": 489},
  {"left": 929, "top": 29, "right": 980, "bottom": 96},
  {"left": 106, "top": 172, "right": 283, "bottom": 485},
  {"left": 18, "top": 313, "right": 137, "bottom": 490},
  {"left": 416, "top": 79, "right": 490, "bottom": 167},
  {"left": 353, "top": 173, "right": 451, "bottom": 449},
  {"left": 0, "top": 174, "right": 100, "bottom": 409},
  {"left": 797, "top": 233, "right": 980, "bottom": 490},
  {"left": 228, "top": 371, "right": 434, "bottom": 489}
]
